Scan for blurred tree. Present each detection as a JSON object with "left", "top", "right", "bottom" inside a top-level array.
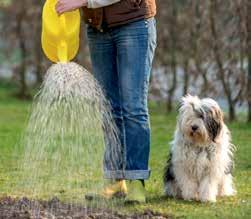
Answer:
[
  {"left": 1, "top": 0, "right": 30, "bottom": 98},
  {"left": 191, "top": 1, "right": 215, "bottom": 96},
  {"left": 16, "top": 2, "right": 29, "bottom": 99},
  {"left": 155, "top": 0, "right": 178, "bottom": 113},
  {"left": 247, "top": 0, "right": 251, "bottom": 122},
  {"left": 209, "top": 0, "right": 245, "bottom": 121},
  {"left": 33, "top": 0, "right": 44, "bottom": 85},
  {"left": 167, "top": 0, "right": 178, "bottom": 112}
]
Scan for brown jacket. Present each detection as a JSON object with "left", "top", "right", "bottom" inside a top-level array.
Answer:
[{"left": 82, "top": 0, "right": 156, "bottom": 31}]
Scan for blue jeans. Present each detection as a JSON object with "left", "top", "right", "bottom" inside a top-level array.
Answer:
[{"left": 86, "top": 18, "right": 157, "bottom": 180}]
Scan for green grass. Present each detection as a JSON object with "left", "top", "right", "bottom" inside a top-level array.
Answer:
[{"left": 0, "top": 84, "right": 250, "bottom": 218}]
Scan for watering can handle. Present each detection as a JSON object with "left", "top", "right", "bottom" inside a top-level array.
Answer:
[{"left": 59, "top": 14, "right": 67, "bottom": 36}]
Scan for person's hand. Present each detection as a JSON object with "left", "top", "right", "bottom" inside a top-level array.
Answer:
[{"left": 56, "top": 0, "right": 88, "bottom": 15}]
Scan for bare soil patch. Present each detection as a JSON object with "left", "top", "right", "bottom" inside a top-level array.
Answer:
[{"left": 0, "top": 197, "right": 171, "bottom": 219}]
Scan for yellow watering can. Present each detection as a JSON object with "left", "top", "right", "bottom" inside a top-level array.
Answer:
[{"left": 42, "top": 0, "right": 80, "bottom": 63}]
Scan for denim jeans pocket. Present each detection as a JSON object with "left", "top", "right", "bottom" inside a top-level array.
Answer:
[
  {"left": 86, "top": 24, "right": 96, "bottom": 34},
  {"left": 145, "top": 17, "right": 156, "bottom": 27}
]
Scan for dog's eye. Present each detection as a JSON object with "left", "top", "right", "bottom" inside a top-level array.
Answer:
[
  {"left": 195, "top": 109, "right": 205, "bottom": 120},
  {"left": 199, "top": 114, "right": 204, "bottom": 120}
]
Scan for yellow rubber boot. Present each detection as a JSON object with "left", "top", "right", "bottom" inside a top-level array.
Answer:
[
  {"left": 85, "top": 180, "right": 127, "bottom": 200},
  {"left": 125, "top": 180, "right": 146, "bottom": 203}
]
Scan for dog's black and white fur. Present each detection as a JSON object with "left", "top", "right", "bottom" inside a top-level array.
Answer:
[{"left": 164, "top": 95, "right": 236, "bottom": 202}]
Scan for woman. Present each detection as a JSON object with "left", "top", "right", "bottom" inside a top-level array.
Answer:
[{"left": 56, "top": 0, "right": 156, "bottom": 203}]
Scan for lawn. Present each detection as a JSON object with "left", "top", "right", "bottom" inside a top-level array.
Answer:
[{"left": 0, "top": 83, "right": 250, "bottom": 218}]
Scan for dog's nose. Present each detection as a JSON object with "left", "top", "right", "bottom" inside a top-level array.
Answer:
[{"left": 191, "top": 125, "right": 199, "bottom": 131}]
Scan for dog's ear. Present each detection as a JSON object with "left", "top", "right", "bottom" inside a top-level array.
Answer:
[
  {"left": 205, "top": 106, "right": 223, "bottom": 142},
  {"left": 177, "top": 99, "right": 184, "bottom": 111},
  {"left": 179, "top": 94, "right": 194, "bottom": 111},
  {"left": 181, "top": 94, "right": 200, "bottom": 107}
]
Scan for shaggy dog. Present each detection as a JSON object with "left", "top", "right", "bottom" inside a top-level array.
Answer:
[{"left": 164, "top": 95, "right": 236, "bottom": 202}]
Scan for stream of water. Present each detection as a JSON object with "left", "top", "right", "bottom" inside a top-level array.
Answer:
[{"left": 15, "top": 62, "right": 121, "bottom": 215}]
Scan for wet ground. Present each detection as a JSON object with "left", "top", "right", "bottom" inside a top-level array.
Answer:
[{"left": 0, "top": 197, "right": 171, "bottom": 219}]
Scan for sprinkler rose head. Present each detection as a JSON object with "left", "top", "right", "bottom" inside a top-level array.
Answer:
[{"left": 43, "top": 62, "right": 102, "bottom": 102}]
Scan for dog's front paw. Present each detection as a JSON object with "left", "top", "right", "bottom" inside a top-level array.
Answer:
[
  {"left": 219, "top": 175, "right": 236, "bottom": 197},
  {"left": 199, "top": 177, "right": 218, "bottom": 202},
  {"left": 182, "top": 189, "right": 197, "bottom": 201},
  {"left": 199, "top": 189, "right": 217, "bottom": 202},
  {"left": 200, "top": 195, "right": 216, "bottom": 202},
  {"left": 180, "top": 180, "right": 198, "bottom": 201}
]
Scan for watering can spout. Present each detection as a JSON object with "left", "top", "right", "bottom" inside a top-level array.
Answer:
[
  {"left": 57, "top": 41, "right": 68, "bottom": 63},
  {"left": 41, "top": 0, "right": 80, "bottom": 63}
]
